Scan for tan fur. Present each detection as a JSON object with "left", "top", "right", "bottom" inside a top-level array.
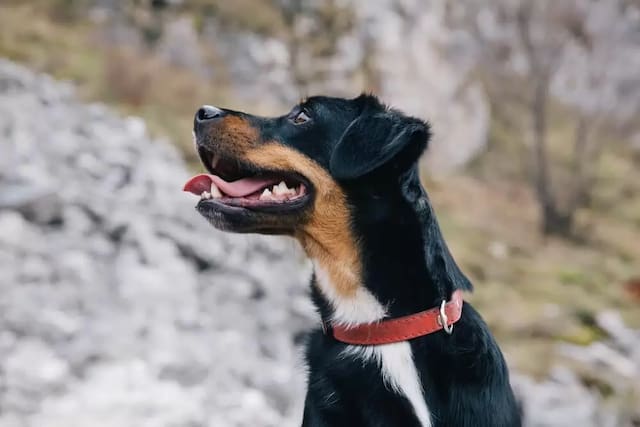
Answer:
[
  {"left": 209, "top": 118, "right": 361, "bottom": 297},
  {"left": 208, "top": 116, "right": 259, "bottom": 155},
  {"left": 244, "top": 144, "right": 361, "bottom": 298}
]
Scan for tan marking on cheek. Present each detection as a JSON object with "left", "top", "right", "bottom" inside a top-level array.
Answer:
[{"left": 243, "top": 143, "right": 361, "bottom": 297}]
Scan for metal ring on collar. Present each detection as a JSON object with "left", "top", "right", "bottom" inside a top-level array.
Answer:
[{"left": 438, "top": 299, "right": 454, "bottom": 335}]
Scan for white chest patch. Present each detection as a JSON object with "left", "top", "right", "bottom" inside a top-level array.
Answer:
[{"left": 314, "top": 263, "right": 432, "bottom": 427}]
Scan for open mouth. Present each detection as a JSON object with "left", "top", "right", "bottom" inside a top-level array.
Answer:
[{"left": 183, "top": 148, "right": 312, "bottom": 213}]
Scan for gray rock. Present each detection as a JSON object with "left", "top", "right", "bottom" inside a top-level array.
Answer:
[
  {"left": 0, "top": 184, "right": 63, "bottom": 225},
  {"left": 0, "top": 59, "right": 312, "bottom": 427}
]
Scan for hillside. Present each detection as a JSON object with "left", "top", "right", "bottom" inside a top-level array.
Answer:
[{"left": 1, "top": 0, "right": 639, "bottom": 425}]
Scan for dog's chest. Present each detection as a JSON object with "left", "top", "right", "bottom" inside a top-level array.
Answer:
[
  {"left": 312, "top": 263, "right": 432, "bottom": 427},
  {"left": 305, "top": 332, "right": 432, "bottom": 427},
  {"left": 342, "top": 343, "right": 432, "bottom": 427}
]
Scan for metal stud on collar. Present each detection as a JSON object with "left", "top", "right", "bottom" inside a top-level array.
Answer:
[{"left": 438, "top": 299, "right": 454, "bottom": 335}]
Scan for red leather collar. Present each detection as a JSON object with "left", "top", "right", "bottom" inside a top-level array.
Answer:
[{"left": 326, "top": 290, "right": 464, "bottom": 345}]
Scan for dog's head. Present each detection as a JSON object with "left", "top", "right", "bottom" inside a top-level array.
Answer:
[
  {"left": 185, "top": 94, "right": 445, "bottom": 297},
  {"left": 185, "top": 94, "right": 429, "bottom": 231}
]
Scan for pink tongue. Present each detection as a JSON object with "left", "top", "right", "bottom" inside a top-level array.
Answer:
[{"left": 183, "top": 174, "right": 280, "bottom": 197}]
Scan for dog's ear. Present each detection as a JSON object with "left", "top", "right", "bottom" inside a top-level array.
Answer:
[{"left": 329, "top": 111, "right": 430, "bottom": 180}]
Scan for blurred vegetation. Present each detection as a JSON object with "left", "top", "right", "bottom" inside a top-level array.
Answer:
[
  {"left": 0, "top": 0, "right": 239, "bottom": 166},
  {"left": 0, "top": 0, "right": 638, "bottom": 378}
]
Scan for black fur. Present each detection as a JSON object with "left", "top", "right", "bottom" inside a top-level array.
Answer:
[
  {"left": 303, "top": 97, "right": 519, "bottom": 426},
  {"left": 193, "top": 94, "right": 522, "bottom": 426}
]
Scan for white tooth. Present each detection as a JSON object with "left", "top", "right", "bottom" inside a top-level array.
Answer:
[
  {"left": 260, "top": 189, "right": 272, "bottom": 200},
  {"left": 201, "top": 191, "right": 211, "bottom": 199},
  {"left": 273, "top": 181, "right": 289, "bottom": 196},
  {"left": 210, "top": 183, "right": 222, "bottom": 198}
]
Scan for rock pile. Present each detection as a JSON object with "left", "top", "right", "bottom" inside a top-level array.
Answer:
[
  {"left": 0, "top": 60, "right": 637, "bottom": 426},
  {"left": 0, "top": 59, "right": 313, "bottom": 427},
  {"left": 512, "top": 309, "right": 640, "bottom": 426}
]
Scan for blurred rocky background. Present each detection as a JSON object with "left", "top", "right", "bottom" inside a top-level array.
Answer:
[{"left": 0, "top": 0, "right": 638, "bottom": 426}]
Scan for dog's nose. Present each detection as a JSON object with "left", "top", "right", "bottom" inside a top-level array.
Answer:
[{"left": 195, "top": 105, "right": 225, "bottom": 123}]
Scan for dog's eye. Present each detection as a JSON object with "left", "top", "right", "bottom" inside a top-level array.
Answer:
[{"left": 292, "top": 110, "right": 310, "bottom": 125}]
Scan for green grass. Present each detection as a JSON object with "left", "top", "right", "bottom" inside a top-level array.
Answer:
[
  {"left": 429, "top": 174, "right": 640, "bottom": 374},
  {"left": 0, "top": 3, "right": 234, "bottom": 168}
]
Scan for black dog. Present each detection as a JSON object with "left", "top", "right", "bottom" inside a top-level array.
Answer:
[{"left": 184, "top": 94, "right": 521, "bottom": 426}]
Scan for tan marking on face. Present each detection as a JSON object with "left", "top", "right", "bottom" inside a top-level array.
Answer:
[
  {"left": 243, "top": 143, "right": 361, "bottom": 297},
  {"left": 207, "top": 118, "right": 361, "bottom": 297},
  {"left": 206, "top": 116, "right": 259, "bottom": 156}
]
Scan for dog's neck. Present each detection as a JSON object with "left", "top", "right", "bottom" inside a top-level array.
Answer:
[{"left": 311, "top": 167, "right": 472, "bottom": 325}]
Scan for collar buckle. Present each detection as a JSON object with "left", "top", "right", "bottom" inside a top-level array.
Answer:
[{"left": 438, "top": 299, "right": 454, "bottom": 335}]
